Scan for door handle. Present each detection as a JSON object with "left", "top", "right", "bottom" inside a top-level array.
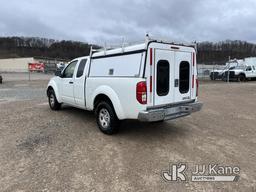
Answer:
[
  {"left": 69, "top": 81, "right": 74, "bottom": 84},
  {"left": 174, "top": 79, "right": 179, "bottom": 87}
]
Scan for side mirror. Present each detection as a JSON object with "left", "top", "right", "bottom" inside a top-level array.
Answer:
[{"left": 55, "top": 70, "right": 62, "bottom": 77}]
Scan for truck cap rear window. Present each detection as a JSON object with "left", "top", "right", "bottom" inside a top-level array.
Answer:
[
  {"left": 157, "top": 60, "right": 170, "bottom": 96},
  {"left": 179, "top": 61, "right": 190, "bottom": 94}
]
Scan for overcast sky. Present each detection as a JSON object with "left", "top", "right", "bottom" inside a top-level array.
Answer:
[{"left": 0, "top": 0, "right": 255, "bottom": 45}]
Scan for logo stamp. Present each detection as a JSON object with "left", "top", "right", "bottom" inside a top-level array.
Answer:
[{"left": 162, "top": 163, "right": 240, "bottom": 182}]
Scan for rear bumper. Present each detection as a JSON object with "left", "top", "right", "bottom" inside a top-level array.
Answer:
[{"left": 138, "top": 102, "right": 203, "bottom": 122}]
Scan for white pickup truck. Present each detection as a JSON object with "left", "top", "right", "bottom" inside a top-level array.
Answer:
[
  {"left": 47, "top": 39, "right": 203, "bottom": 134},
  {"left": 223, "top": 64, "right": 256, "bottom": 82}
]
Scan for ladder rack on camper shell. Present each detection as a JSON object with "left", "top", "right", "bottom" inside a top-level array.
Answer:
[{"left": 89, "top": 37, "right": 197, "bottom": 58}]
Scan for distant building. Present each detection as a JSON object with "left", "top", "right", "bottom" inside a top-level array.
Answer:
[
  {"left": 0, "top": 57, "right": 68, "bottom": 73},
  {"left": 0, "top": 57, "right": 34, "bottom": 72}
]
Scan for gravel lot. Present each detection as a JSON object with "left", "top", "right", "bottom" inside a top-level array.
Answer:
[{"left": 0, "top": 74, "right": 256, "bottom": 192}]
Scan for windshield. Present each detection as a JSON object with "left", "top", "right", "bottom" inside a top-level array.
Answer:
[{"left": 234, "top": 66, "right": 246, "bottom": 70}]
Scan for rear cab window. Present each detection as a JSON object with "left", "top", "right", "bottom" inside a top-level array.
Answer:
[{"left": 76, "top": 59, "right": 87, "bottom": 78}]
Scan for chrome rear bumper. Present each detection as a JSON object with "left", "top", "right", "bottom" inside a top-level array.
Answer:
[{"left": 138, "top": 102, "right": 203, "bottom": 122}]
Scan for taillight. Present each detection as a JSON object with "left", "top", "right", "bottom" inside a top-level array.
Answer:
[
  {"left": 136, "top": 81, "right": 147, "bottom": 104},
  {"left": 196, "top": 78, "right": 199, "bottom": 96}
]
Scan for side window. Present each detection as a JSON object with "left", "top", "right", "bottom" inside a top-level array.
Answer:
[
  {"left": 253, "top": 66, "right": 255, "bottom": 70},
  {"left": 63, "top": 61, "right": 77, "bottom": 78},
  {"left": 76, "top": 59, "right": 87, "bottom": 78},
  {"left": 246, "top": 66, "right": 252, "bottom": 71},
  {"left": 179, "top": 61, "right": 190, "bottom": 94},
  {"left": 157, "top": 60, "right": 170, "bottom": 96}
]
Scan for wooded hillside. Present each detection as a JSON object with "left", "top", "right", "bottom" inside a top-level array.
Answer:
[
  {"left": 197, "top": 40, "right": 256, "bottom": 64},
  {"left": 0, "top": 37, "right": 99, "bottom": 60},
  {"left": 1, "top": 37, "right": 256, "bottom": 64}
]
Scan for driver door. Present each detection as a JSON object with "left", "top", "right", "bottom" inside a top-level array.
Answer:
[
  {"left": 61, "top": 60, "right": 78, "bottom": 105},
  {"left": 246, "top": 66, "right": 254, "bottom": 78}
]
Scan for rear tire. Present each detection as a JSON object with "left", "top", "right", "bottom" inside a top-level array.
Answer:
[
  {"left": 95, "top": 101, "right": 120, "bottom": 135},
  {"left": 48, "top": 89, "right": 61, "bottom": 110},
  {"left": 210, "top": 73, "right": 213, "bottom": 80},
  {"left": 238, "top": 74, "right": 246, "bottom": 82},
  {"left": 221, "top": 75, "right": 226, "bottom": 82},
  {"left": 153, "top": 120, "right": 164, "bottom": 123}
]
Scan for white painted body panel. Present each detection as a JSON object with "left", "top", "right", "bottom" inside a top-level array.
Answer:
[
  {"left": 60, "top": 77, "right": 75, "bottom": 104},
  {"left": 86, "top": 78, "right": 146, "bottom": 119},
  {"left": 246, "top": 69, "right": 256, "bottom": 78},
  {"left": 90, "top": 53, "right": 144, "bottom": 77},
  {"left": 153, "top": 49, "right": 175, "bottom": 105},
  {"left": 232, "top": 65, "right": 256, "bottom": 78},
  {"left": 174, "top": 51, "right": 192, "bottom": 102},
  {"left": 47, "top": 76, "right": 62, "bottom": 102}
]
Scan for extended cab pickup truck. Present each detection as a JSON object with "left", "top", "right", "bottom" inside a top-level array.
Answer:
[{"left": 47, "top": 39, "right": 203, "bottom": 134}]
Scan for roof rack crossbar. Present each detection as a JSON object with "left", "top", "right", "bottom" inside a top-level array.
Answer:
[{"left": 91, "top": 35, "right": 197, "bottom": 56}]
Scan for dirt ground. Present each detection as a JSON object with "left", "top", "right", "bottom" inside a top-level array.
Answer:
[{"left": 0, "top": 74, "right": 256, "bottom": 192}]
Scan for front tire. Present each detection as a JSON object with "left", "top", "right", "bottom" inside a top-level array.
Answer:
[
  {"left": 48, "top": 89, "right": 61, "bottom": 110},
  {"left": 95, "top": 101, "right": 120, "bottom": 135}
]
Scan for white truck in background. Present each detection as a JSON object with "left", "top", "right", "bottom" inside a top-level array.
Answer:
[
  {"left": 221, "top": 58, "right": 256, "bottom": 81},
  {"left": 47, "top": 38, "right": 203, "bottom": 134},
  {"left": 210, "top": 59, "right": 243, "bottom": 80},
  {"left": 223, "top": 63, "right": 256, "bottom": 82}
]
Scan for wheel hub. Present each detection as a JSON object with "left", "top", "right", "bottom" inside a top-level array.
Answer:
[
  {"left": 49, "top": 94, "right": 55, "bottom": 107},
  {"left": 99, "top": 108, "right": 110, "bottom": 129}
]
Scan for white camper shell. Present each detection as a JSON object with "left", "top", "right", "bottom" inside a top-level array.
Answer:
[{"left": 47, "top": 39, "right": 203, "bottom": 134}]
